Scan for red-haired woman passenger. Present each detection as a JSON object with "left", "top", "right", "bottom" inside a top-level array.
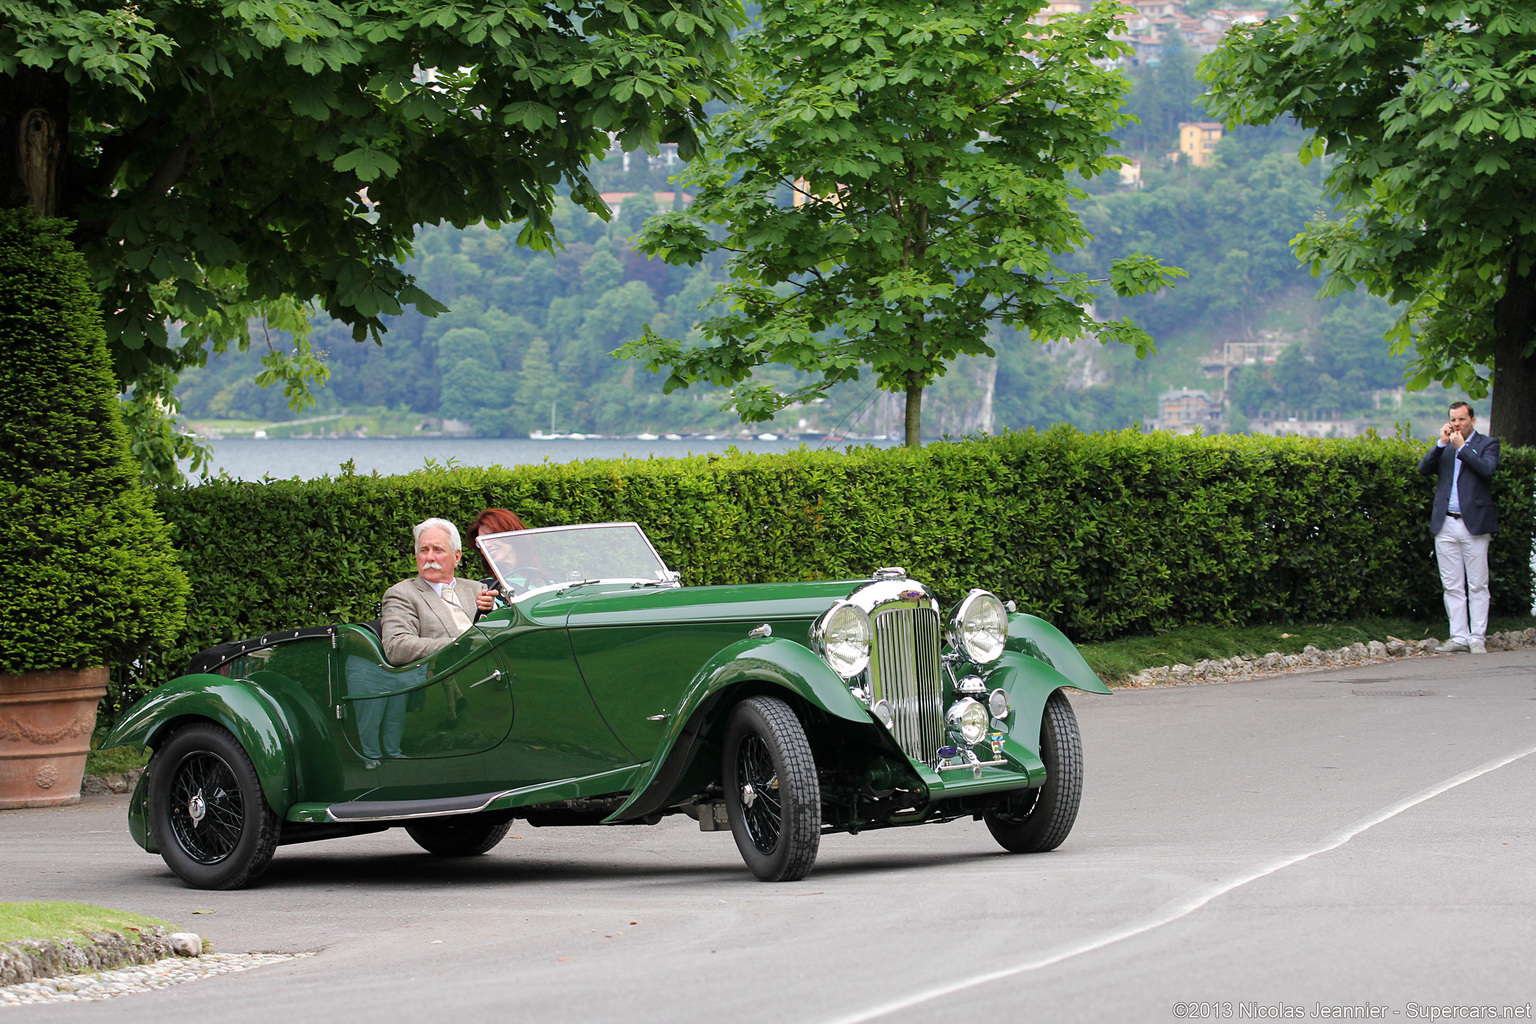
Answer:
[{"left": 465, "top": 507, "right": 528, "bottom": 592}]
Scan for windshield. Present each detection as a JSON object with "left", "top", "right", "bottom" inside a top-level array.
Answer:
[{"left": 475, "top": 522, "right": 674, "bottom": 597}]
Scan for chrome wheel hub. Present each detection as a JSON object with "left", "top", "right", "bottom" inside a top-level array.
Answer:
[
  {"left": 187, "top": 789, "right": 206, "bottom": 827},
  {"left": 741, "top": 782, "right": 757, "bottom": 808}
]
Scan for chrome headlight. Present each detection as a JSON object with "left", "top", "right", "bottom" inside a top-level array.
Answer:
[
  {"left": 951, "top": 590, "right": 1009, "bottom": 664},
  {"left": 946, "top": 698, "right": 990, "bottom": 745},
  {"left": 813, "top": 600, "right": 872, "bottom": 679}
]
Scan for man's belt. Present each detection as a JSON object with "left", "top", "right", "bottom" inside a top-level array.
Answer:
[{"left": 1447, "top": 511, "right": 1462, "bottom": 518}]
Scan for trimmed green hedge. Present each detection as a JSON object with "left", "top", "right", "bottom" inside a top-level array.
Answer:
[
  {"left": 0, "top": 210, "right": 188, "bottom": 675},
  {"left": 133, "top": 429, "right": 1533, "bottom": 710}
]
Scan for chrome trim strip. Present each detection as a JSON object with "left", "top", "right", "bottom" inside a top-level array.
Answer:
[{"left": 935, "top": 758, "right": 1008, "bottom": 772}]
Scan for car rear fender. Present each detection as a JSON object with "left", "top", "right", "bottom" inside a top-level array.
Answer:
[
  {"left": 604, "top": 636, "right": 869, "bottom": 821},
  {"left": 102, "top": 676, "right": 295, "bottom": 815},
  {"left": 1005, "top": 612, "right": 1111, "bottom": 696}
]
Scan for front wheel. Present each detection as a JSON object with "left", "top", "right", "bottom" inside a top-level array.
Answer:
[
  {"left": 404, "top": 817, "right": 512, "bottom": 856},
  {"left": 722, "top": 696, "right": 821, "bottom": 881},
  {"left": 984, "top": 689, "right": 1084, "bottom": 853},
  {"left": 148, "top": 723, "right": 281, "bottom": 889}
]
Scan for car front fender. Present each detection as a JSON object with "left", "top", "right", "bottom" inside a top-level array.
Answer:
[
  {"left": 605, "top": 636, "right": 869, "bottom": 821},
  {"left": 983, "top": 649, "right": 1106, "bottom": 763},
  {"left": 1006, "top": 612, "right": 1112, "bottom": 696},
  {"left": 102, "top": 676, "right": 296, "bottom": 815}
]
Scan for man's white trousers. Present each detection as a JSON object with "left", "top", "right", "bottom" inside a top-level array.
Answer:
[{"left": 1434, "top": 516, "right": 1491, "bottom": 645}]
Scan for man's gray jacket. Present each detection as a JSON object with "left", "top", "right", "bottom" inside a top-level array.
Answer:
[
  {"left": 380, "top": 576, "right": 488, "bottom": 665},
  {"left": 1417, "top": 432, "right": 1500, "bottom": 536}
]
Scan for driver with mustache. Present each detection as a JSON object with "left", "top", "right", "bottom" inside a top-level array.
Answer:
[{"left": 381, "top": 517, "right": 500, "bottom": 665}]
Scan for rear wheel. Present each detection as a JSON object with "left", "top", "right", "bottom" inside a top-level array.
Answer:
[
  {"left": 984, "top": 689, "right": 1083, "bottom": 853},
  {"left": 148, "top": 723, "right": 281, "bottom": 889},
  {"left": 722, "top": 696, "right": 820, "bottom": 881},
  {"left": 405, "top": 818, "right": 512, "bottom": 856}
]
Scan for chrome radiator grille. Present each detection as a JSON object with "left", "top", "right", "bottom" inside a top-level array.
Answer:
[{"left": 870, "top": 606, "right": 944, "bottom": 764}]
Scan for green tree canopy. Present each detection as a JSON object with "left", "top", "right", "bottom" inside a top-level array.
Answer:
[
  {"left": 0, "top": 0, "right": 742, "bottom": 436},
  {"left": 1202, "top": 0, "right": 1536, "bottom": 444},
  {"left": 622, "top": 0, "right": 1183, "bottom": 445}
]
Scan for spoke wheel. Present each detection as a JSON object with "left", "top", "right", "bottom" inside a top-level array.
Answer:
[
  {"left": 984, "top": 689, "right": 1083, "bottom": 854},
  {"left": 405, "top": 817, "right": 512, "bottom": 856},
  {"left": 167, "top": 751, "right": 244, "bottom": 863},
  {"left": 722, "top": 696, "right": 820, "bottom": 882},
  {"left": 148, "top": 723, "right": 280, "bottom": 889}
]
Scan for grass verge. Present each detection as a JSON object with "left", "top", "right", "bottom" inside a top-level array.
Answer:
[
  {"left": 84, "top": 745, "right": 149, "bottom": 776},
  {"left": 0, "top": 903, "right": 177, "bottom": 946},
  {"left": 1077, "top": 615, "right": 1536, "bottom": 684}
]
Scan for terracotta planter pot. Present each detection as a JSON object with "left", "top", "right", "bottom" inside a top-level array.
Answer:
[{"left": 0, "top": 666, "right": 108, "bottom": 809}]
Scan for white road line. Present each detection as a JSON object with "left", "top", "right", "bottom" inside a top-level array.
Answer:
[{"left": 824, "top": 741, "right": 1536, "bottom": 1024}]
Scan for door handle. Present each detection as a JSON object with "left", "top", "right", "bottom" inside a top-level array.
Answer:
[{"left": 470, "top": 669, "right": 504, "bottom": 689}]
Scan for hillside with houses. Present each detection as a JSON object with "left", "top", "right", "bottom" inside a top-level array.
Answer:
[{"left": 172, "top": 1, "right": 1447, "bottom": 445}]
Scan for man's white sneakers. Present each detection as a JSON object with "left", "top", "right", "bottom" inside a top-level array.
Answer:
[
  {"left": 1434, "top": 640, "right": 1471, "bottom": 653},
  {"left": 1469, "top": 640, "right": 1487, "bottom": 654}
]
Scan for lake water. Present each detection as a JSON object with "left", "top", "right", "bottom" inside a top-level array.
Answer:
[{"left": 189, "top": 435, "right": 898, "bottom": 481}]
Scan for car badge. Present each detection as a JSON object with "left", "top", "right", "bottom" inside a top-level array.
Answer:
[{"left": 898, "top": 588, "right": 923, "bottom": 601}]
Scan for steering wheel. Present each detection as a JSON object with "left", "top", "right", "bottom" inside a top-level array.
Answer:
[{"left": 503, "top": 565, "right": 554, "bottom": 595}]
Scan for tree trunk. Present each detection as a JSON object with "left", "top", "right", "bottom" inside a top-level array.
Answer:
[
  {"left": 0, "top": 69, "right": 69, "bottom": 215},
  {"left": 903, "top": 374, "right": 924, "bottom": 447},
  {"left": 1491, "top": 258, "right": 1536, "bottom": 448}
]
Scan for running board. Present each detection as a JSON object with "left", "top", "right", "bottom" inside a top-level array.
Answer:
[{"left": 322, "top": 790, "right": 514, "bottom": 823}]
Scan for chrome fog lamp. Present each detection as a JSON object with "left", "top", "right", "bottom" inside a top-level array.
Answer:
[
  {"left": 871, "top": 699, "right": 895, "bottom": 731},
  {"left": 951, "top": 590, "right": 1009, "bottom": 664},
  {"left": 813, "top": 601, "right": 873, "bottom": 679},
  {"left": 988, "top": 688, "right": 1012, "bottom": 720},
  {"left": 946, "top": 698, "right": 990, "bottom": 745}
]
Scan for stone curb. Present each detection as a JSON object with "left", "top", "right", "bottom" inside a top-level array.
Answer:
[
  {"left": 0, "top": 927, "right": 203, "bottom": 986},
  {"left": 79, "top": 766, "right": 143, "bottom": 797},
  {"left": 1118, "top": 627, "right": 1536, "bottom": 687}
]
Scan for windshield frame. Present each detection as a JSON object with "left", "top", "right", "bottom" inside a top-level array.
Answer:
[{"left": 474, "top": 522, "right": 677, "bottom": 603}]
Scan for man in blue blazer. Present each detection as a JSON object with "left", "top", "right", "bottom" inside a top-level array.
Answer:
[{"left": 1417, "top": 401, "right": 1500, "bottom": 654}]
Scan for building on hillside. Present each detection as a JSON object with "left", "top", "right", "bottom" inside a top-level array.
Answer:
[
  {"left": 1200, "top": 339, "right": 1290, "bottom": 389},
  {"left": 1148, "top": 387, "right": 1223, "bottom": 434},
  {"left": 1119, "top": 158, "right": 1144, "bottom": 189},
  {"left": 604, "top": 137, "right": 681, "bottom": 174},
  {"left": 1179, "top": 122, "right": 1224, "bottom": 166},
  {"left": 1129, "top": 0, "right": 1184, "bottom": 16},
  {"left": 1245, "top": 416, "right": 1371, "bottom": 439},
  {"left": 1107, "top": 4, "right": 1275, "bottom": 66},
  {"left": 1038, "top": 0, "right": 1094, "bottom": 13},
  {"left": 598, "top": 191, "right": 691, "bottom": 216}
]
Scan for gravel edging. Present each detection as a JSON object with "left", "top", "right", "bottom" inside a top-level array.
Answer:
[
  {"left": 0, "top": 951, "right": 313, "bottom": 1005},
  {"left": 1116, "top": 627, "right": 1536, "bottom": 687},
  {"left": 0, "top": 927, "right": 201, "bottom": 987}
]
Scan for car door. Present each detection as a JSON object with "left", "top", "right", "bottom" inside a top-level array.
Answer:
[{"left": 333, "top": 625, "right": 513, "bottom": 761}]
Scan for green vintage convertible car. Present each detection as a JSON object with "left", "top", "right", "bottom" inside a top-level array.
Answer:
[{"left": 105, "top": 522, "right": 1110, "bottom": 889}]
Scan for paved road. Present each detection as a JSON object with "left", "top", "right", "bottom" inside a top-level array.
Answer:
[{"left": 4, "top": 652, "right": 1534, "bottom": 1023}]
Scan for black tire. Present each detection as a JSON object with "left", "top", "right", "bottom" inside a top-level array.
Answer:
[
  {"left": 722, "top": 695, "right": 821, "bottom": 882},
  {"left": 404, "top": 818, "right": 512, "bottom": 856},
  {"left": 984, "top": 689, "right": 1084, "bottom": 853},
  {"left": 148, "top": 722, "right": 281, "bottom": 889}
]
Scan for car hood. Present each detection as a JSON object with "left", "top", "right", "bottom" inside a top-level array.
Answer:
[{"left": 519, "top": 579, "right": 870, "bottom": 629}]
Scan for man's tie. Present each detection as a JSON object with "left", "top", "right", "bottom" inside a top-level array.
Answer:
[{"left": 440, "top": 585, "right": 474, "bottom": 634}]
